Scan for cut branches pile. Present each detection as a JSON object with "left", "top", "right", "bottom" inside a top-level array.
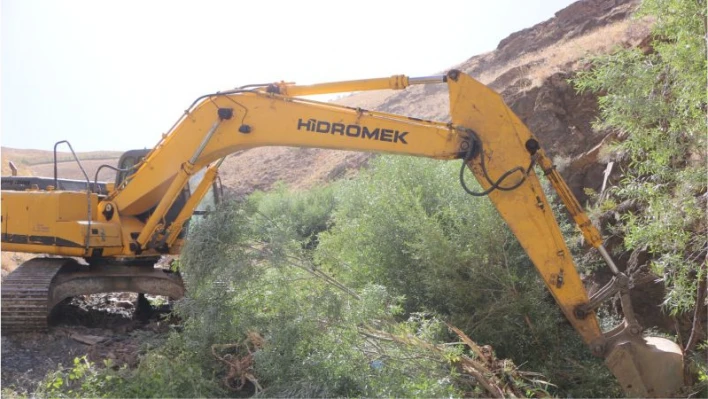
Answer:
[{"left": 211, "top": 331, "right": 265, "bottom": 394}]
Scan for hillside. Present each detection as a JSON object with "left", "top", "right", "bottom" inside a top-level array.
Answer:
[
  {"left": 2, "top": 0, "right": 648, "bottom": 203},
  {"left": 0, "top": 147, "right": 122, "bottom": 181},
  {"left": 219, "top": 0, "right": 648, "bottom": 200}
]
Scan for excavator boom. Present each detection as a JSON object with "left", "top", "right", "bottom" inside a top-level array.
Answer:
[{"left": 0, "top": 70, "right": 683, "bottom": 396}]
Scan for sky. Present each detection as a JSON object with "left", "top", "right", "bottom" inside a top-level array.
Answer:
[{"left": 1, "top": 0, "right": 577, "bottom": 151}]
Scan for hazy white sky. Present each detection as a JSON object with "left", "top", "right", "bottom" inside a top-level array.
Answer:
[{"left": 2, "top": 0, "right": 576, "bottom": 151}]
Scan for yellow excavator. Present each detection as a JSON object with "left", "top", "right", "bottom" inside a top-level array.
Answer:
[{"left": 1, "top": 70, "right": 684, "bottom": 396}]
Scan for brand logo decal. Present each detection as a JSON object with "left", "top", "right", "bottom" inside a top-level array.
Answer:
[{"left": 297, "top": 119, "right": 408, "bottom": 144}]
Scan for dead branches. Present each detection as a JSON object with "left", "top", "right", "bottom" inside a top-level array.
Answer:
[
  {"left": 211, "top": 331, "right": 264, "bottom": 394},
  {"left": 359, "top": 323, "right": 552, "bottom": 398}
]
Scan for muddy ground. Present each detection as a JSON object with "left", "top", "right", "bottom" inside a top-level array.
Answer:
[{"left": 1, "top": 293, "right": 177, "bottom": 395}]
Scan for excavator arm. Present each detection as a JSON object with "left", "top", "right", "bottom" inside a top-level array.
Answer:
[
  {"left": 1, "top": 70, "right": 683, "bottom": 396},
  {"left": 112, "top": 69, "right": 603, "bottom": 341}
]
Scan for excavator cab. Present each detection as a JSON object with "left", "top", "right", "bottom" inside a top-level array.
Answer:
[
  {"left": 114, "top": 149, "right": 222, "bottom": 232},
  {"left": 115, "top": 149, "right": 150, "bottom": 187}
]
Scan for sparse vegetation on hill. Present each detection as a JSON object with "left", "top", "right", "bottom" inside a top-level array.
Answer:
[
  {"left": 0, "top": 147, "right": 123, "bottom": 180},
  {"left": 1, "top": 147, "right": 122, "bottom": 167}
]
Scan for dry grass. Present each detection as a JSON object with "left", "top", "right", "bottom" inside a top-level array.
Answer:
[
  {"left": 1, "top": 147, "right": 122, "bottom": 166},
  {"left": 471, "top": 18, "right": 652, "bottom": 88},
  {"left": 29, "top": 159, "right": 120, "bottom": 182},
  {"left": 1, "top": 147, "right": 122, "bottom": 180},
  {"left": 1, "top": 160, "right": 33, "bottom": 176}
]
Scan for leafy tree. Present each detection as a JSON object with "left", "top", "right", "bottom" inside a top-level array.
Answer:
[{"left": 573, "top": 0, "right": 707, "bottom": 316}]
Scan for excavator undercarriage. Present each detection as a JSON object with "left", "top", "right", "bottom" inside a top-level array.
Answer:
[{"left": 1, "top": 257, "right": 184, "bottom": 333}]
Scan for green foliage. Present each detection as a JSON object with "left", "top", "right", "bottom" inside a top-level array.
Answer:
[
  {"left": 173, "top": 189, "right": 465, "bottom": 398},
  {"left": 249, "top": 183, "right": 337, "bottom": 250},
  {"left": 317, "top": 156, "right": 618, "bottom": 396},
  {"left": 573, "top": 0, "right": 707, "bottom": 315},
  {"left": 39, "top": 159, "right": 623, "bottom": 397},
  {"left": 55, "top": 153, "right": 626, "bottom": 397},
  {"left": 36, "top": 350, "right": 225, "bottom": 399},
  {"left": 318, "top": 157, "right": 532, "bottom": 345},
  {"left": 37, "top": 356, "right": 113, "bottom": 399},
  {"left": 1, "top": 388, "right": 28, "bottom": 399}
]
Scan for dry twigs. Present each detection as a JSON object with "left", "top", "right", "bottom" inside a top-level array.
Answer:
[
  {"left": 211, "top": 331, "right": 265, "bottom": 393},
  {"left": 359, "top": 323, "right": 551, "bottom": 398}
]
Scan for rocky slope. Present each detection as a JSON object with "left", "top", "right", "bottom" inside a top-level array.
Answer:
[
  {"left": 211, "top": 0, "right": 649, "bottom": 200},
  {"left": 2, "top": 0, "right": 648, "bottom": 203},
  {"left": 332, "top": 0, "right": 647, "bottom": 203}
]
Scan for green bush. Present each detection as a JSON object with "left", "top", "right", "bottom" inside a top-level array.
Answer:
[
  {"left": 39, "top": 160, "right": 622, "bottom": 397},
  {"left": 174, "top": 190, "right": 465, "bottom": 398},
  {"left": 573, "top": 0, "right": 707, "bottom": 315},
  {"left": 316, "top": 156, "right": 618, "bottom": 396}
]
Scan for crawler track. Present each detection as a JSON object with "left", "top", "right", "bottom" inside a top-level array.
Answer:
[
  {"left": 1, "top": 258, "right": 185, "bottom": 334},
  {"left": 1, "top": 258, "right": 71, "bottom": 333}
]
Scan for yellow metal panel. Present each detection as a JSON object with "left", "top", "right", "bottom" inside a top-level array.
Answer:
[
  {"left": 1, "top": 196, "right": 5, "bottom": 237},
  {"left": 276, "top": 75, "right": 411, "bottom": 96},
  {"left": 3, "top": 192, "right": 31, "bottom": 238},
  {"left": 447, "top": 73, "right": 602, "bottom": 344},
  {"left": 56, "top": 191, "right": 97, "bottom": 222},
  {"left": 71, "top": 221, "right": 122, "bottom": 247},
  {"left": 1, "top": 191, "right": 115, "bottom": 254}
]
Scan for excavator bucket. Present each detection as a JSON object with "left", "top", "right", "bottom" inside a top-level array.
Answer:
[{"left": 605, "top": 335, "right": 684, "bottom": 397}]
